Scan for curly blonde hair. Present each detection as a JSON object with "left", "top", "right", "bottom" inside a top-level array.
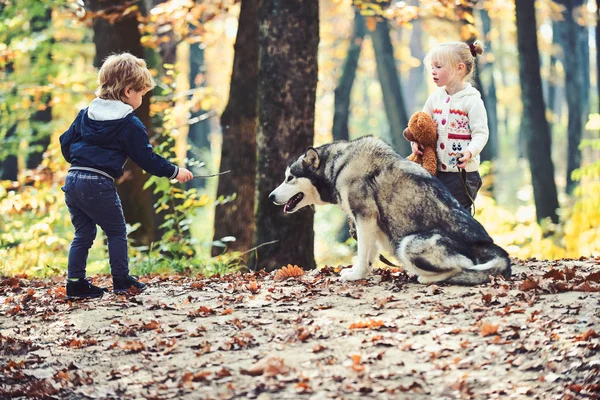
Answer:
[
  {"left": 96, "top": 53, "right": 155, "bottom": 101},
  {"left": 424, "top": 41, "right": 484, "bottom": 87}
]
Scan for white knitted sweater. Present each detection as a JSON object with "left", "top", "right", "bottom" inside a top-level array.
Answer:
[{"left": 422, "top": 83, "right": 489, "bottom": 173}]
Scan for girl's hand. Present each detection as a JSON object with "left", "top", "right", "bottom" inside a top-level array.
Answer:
[
  {"left": 411, "top": 141, "right": 424, "bottom": 156},
  {"left": 457, "top": 151, "right": 472, "bottom": 169},
  {"left": 175, "top": 167, "right": 193, "bottom": 183}
]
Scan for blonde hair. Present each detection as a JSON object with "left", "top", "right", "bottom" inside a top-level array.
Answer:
[
  {"left": 96, "top": 53, "right": 155, "bottom": 100},
  {"left": 424, "top": 40, "right": 484, "bottom": 86}
]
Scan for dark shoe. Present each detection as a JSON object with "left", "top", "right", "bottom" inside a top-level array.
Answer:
[
  {"left": 66, "top": 278, "right": 106, "bottom": 300},
  {"left": 113, "top": 275, "right": 147, "bottom": 294}
]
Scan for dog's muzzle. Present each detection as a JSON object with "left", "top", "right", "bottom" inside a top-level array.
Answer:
[{"left": 269, "top": 190, "right": 304, "bottom": 213}]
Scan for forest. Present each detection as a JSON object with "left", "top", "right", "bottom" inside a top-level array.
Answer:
[
  {"left": 1, "top": 0, "right": 599, "bottom": 278},
  {"left": 1, "top": 1, "right": 600, "bottom": 398}
]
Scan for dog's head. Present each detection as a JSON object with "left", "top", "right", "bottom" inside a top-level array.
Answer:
[{"left": 269, "top": 147, "right": 326, "bottom": 213}]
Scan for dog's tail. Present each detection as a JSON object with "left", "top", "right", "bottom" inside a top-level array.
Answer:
[{"left": 445, "top": 244, "right": 512, "bottom": 285}]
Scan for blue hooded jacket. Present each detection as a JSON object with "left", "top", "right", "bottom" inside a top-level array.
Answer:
[{"left": 59, "top": 98, "right": 178, "bottom": 180}]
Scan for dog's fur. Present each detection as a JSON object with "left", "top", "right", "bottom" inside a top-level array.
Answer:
[{"left": 269, "top": 136, "right": 511, "bottom": 285}]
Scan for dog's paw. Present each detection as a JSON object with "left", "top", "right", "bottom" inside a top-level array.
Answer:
[{"left": 340, "top": 267, "right": 367, "bottom": 281}]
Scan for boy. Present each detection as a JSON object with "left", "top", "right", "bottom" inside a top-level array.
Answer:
[{"left": 60, "top": 53, "right": 193, "bottom": 299}]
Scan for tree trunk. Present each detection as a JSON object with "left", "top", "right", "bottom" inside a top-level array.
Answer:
[
  {"left": 212, "top": 0, "right": 260, "bottom": 258},
  {"left": 478, "top": 8, "right": 498, "bottom": 162},
  {"left": 597, "top": 0, "right": 600, "bottom": 114},
  {"left": 515, "top": 0, "right": 559, "bottom": 224},
  {"left": 253, "top": 0, "right": 319, "bottom": 272},
  {"left": 405, "top": 1, "right": 425, "bottom": 115},
  {"left": 85, "top": 0, "right": 157, "bottom": 245},
  {"left": 547, "top": 23, "right": 559, "bottom": 124},
  {"left": 0, "top": 125, "right": 18, "bottom": 181},
  {"left": 26, "top": 7, "right": 53, "bottom": 170},
  {"left": 1, "top": 56, "right": 18, "bottom": 181},
  {"left": 332, "top": 9, "right": 366, "bottom": 243},
  {"left": 187, "top": 43, "right": 211, "bottom": 190},
  {"left": 458, "top": 4, "right": 494, "bottom": 162},
  {"left": 554, "top": 0, "right": 586, "bottom": 194},
  {"left": 332, "top": 10, "right": 365, "bottom": 142},
  {"left": 371, "top": 19, "right": 411, "bottom": 156}
]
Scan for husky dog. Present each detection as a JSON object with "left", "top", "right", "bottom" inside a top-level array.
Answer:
[{"left": 269, "top": 136, "right": 511, "bottom": 285}]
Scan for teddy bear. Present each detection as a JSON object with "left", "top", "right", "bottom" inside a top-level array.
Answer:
[{"left": 402, "top": 111, "right": 438, "bottom": 176}]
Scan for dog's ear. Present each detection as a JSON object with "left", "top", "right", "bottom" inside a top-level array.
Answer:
[{"left": 303, "top": 147, "right": 320, "bottom": 170}]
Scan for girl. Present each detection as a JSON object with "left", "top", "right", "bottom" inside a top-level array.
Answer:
[{"left": 408, "top": 41, "right": 488, "bottom": 213}]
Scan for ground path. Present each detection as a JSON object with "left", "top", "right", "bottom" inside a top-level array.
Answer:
[{"left": 1, "top": 258, "right": 599, "bottom": 399}]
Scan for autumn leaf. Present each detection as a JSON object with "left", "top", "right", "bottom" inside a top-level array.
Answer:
[
  {"left": 574, "top": 329, "right": 598, "bottom": 341},
  {"left": 350, "top": 354, "right": 365, "bottom": 372},
  {"left": 241, "top": 356, "right": 290, "bottom": 377},
  {"left": 312, "top": 344, "right": 326, "bottom": 353},
  {"left": 274, "top": 264, "right": 305, "bottom": 281},
  {"left": 179, "top": 371, "right": 211, "bottom": 388},
  {"left": 564, "top": 266, "right": 577, "bottom": 281},
  {"left": 585, "top": 271, "right": 600, "bottom": 282},
  {"left": 188, "top": 306, "right": 215, "bottom": 319},
  {"left": 481, "top": 292, "right": 492, "bottom": 305},
  {"left": 215, "top": 368, "right": 232, "bottom": 379},
  {"left": 349, "top": 319, "right": 385, "bottom": 330},
  {"left": 519, "top": 278, "right": 539, "bottom": 291},
  {"left": 480, "top": 322, "right": 499, "bottom": 337},
  {"left": 572, "top": 281, "right": 600, "bottom": 292},
  {"left": 121, "top": 340, "right": 145, "bottom": 353},
  {"left": 141, "top": 320, "right": 161, "bottom": 331},
  {"left": 543, "top": 269, "right": 565, "bottom": 280},
  {"left": 246, "top": 280, "right": 260, "bottom": 294},
  {"left": 296, "top": 381, "right": 313, "bottom": 393}
]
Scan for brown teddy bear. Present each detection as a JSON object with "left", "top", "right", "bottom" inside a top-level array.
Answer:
[{"left": 402, "top": 111, "right": 438, "bottom": 176}]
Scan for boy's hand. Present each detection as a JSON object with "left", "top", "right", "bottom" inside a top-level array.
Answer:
[
  {"left": 410, "top": 141, "right": 424, "bottom": 156},
  {"left": 457, "top": 151, "right": 472, "bottom": 169},
  {"left": 175, "top": 167, "right": 193, "bottom": 183}
]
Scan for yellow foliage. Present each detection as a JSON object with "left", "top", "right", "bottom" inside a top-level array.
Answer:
[{"left": 478, "top": 135, "right": 600, "bottom": 259}]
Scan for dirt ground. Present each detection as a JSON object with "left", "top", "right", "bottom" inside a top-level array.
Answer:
[{"left": 1, "top": 257, "right": 599, "bottom": 399}]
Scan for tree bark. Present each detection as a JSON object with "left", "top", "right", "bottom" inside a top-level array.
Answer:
[
  {"left": 212, "top": 0, "right": 260, "bottom": 258},
  {"left": 597, "top": 0, "right": 600, "bottom": 114},
  {"left": 26, "top": 7, "right": 53, "bottom": 170},
  {"left": 458, "top": 3, "right": 494, "bottom": 162},
  {"left": 405, "top": 1, "right": 425, "bottom": 115},
  {"left": 187, "top": 43, "right": 211, "bottom": 191},
  {"left": 85, "top": 0, "right": 157, "bottom": 245},
  {"left": 0, "top": 125, "right": 18, "bottom": 181},
  {"left": 0, "top": 55, "right": 18, "bottom": 181},
  {"left": 554, "top": 0, "right": 587, "bottom": 194},
  {"left": 478, "top": 8, "right": 498, "bottom": 162},
  {"left": 515, "top": 0, "right": 559, "bottom": 224},
  {"left": 252, "top": 0, "right": 319, "bottom": 272},
  {"left": 371, "top": 19, "right": 411, "bottom": 156},
  {"left": 332, "top": 10, "right": 366, "bottom": 142}
]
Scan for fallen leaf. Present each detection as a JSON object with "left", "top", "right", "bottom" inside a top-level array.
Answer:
[
  {"left": 241, "top": 356, "right": 290, "bottom": 377},
  {"left": 274, "top": 264, "right": 305, "bottom": 281},
  {"left": 349, "top": 319, "right": 385, "bottom": 330},
  {"left": 480, "top": 322, "right": 499, "bottom": 337}
]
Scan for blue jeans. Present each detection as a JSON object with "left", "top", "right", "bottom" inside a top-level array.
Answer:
[{"left": 62, "top": 170, "right": 128, "bottom": 278}]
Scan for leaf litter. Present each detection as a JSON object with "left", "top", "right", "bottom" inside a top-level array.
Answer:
[{"left": 1, "top": 257, "right": 599, "bottom": 399}]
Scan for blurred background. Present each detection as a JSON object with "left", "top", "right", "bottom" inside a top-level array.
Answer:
[{"left": 1, "top": 0, "right": 598, "bottom": 277}]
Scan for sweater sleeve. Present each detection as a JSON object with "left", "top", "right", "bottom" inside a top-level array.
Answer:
[
  {"left": 124, "top": 118, "right": 178, "bottom": 179},
  {"left": 465, "top": 98, "right": 489, "bottom": 157}
]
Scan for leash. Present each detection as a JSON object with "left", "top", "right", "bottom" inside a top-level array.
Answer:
[
  {"left": 459, "top": 167, "right": 476, "bottom": 216},
  {"left": 193, "top": 170, "right": 231, "bottom": 179}
]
